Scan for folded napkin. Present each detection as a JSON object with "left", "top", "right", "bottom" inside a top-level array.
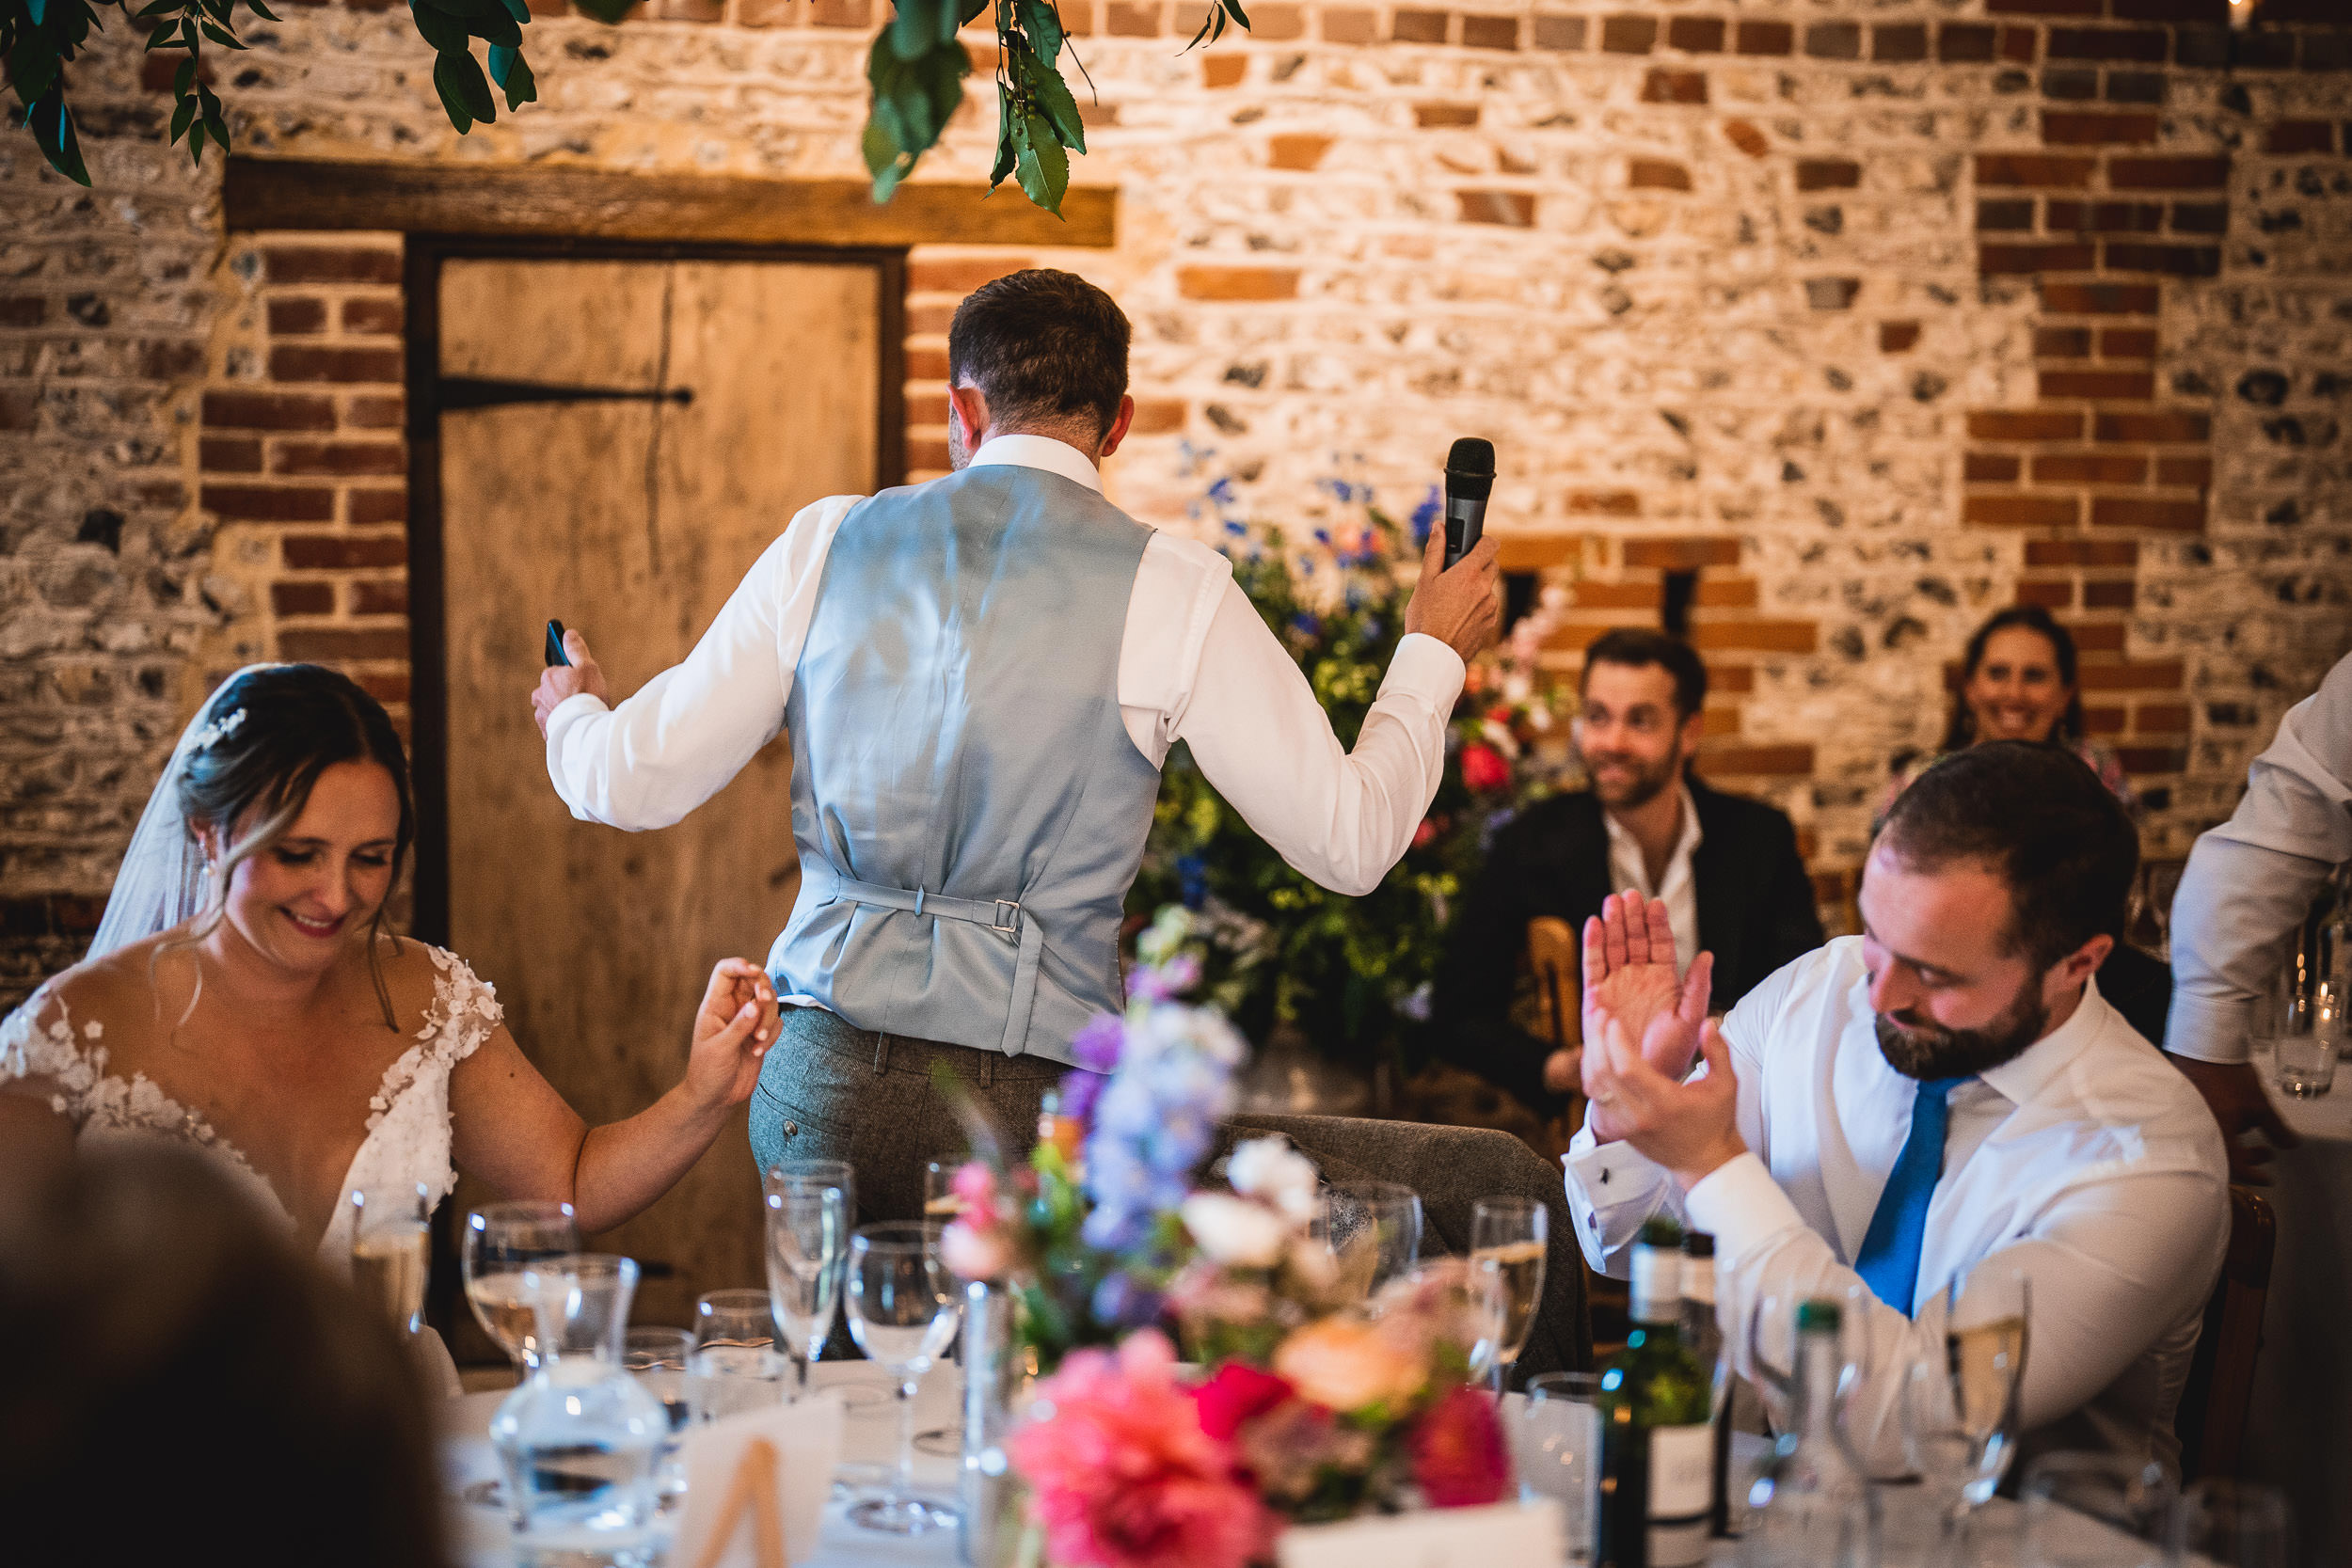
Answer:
[{"left": 673, "top": 1393, "right": 845, "bottom": 1568}]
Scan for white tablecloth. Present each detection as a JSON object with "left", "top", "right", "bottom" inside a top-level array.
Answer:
[{"left": 2241, "top": 1059, "right": 2352, "bottom": 1568}]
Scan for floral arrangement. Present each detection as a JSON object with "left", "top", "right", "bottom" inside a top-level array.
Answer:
[
  {"left": 941, "top": 944, "right": 1513, "bottom": 1568},
  {"left": 1128, "top": 464, "right": 1578, "bottom": 1069}
]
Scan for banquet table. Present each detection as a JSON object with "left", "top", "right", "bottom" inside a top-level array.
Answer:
[
  {"left": 2240, "top": 1053, "right": 2352, "bottom": 1568},
  {"left": 437, "top": 1365, "right": 2068, "bottom": 1568}
]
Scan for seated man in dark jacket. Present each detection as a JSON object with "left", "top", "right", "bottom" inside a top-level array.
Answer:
[{"left": 1426, "top": 628, "right": 1824, "bottom": 1120}]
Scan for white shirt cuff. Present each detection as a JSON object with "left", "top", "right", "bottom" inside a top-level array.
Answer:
[
  {"left": 2162, "top": 990, "right": 2252, "bottom": 1066},
  {"left": 1684, "top": 1151, "right": 1810, "bottom": 1270},
  {"left": 1380, "top": 631, "right": 1467, "bottom": 710},
  {"left": 545, "top": 692, "right": 613, "bottom": 820},
  {"left": 1565, "top": 1134, "right": 1662, "bottom": 1207}
]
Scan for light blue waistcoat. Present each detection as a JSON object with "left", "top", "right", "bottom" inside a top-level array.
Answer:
[{"left": 765, "top": 465, "right": 1162, "bottom": 1066}]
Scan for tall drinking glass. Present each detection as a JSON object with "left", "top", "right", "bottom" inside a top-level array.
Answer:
[
  {"left": 1517, "top": 1371, "right": 1603, "bottom": 1563},
  {"left": 690, "top": 1290, "right": 788, "bottom": 1422},
  {"left": 1904, "top": 1266, "right": 2030, "bottom": 1558},
  {"left": 463, "top": 1200, "right": 580, "bottom": 1378},
  {"left": 350, "top": 1181, "right": 433, "bottom": 1338},
  {"left": 844, "top": 1222, "right": 963, "bottom": 1535},
  {"left": 2173, "top": 1480, "right": 2295, "bottom": 1568},
  {"left": 623, "top": 1326, "right": 693, "bottom": 1516},
  {"left": 763, "top": 1164, "right": 849, "bottom": 1397},
  {"left": 1470, "top": 1196, "right": 1548, "bottom": 1393},
  {"left": 1313, "top": 1181, "right": 1423, "bottom": 1301}
]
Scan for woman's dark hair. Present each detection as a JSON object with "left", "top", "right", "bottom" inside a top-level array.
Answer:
[
  {"left": 173, "top": 663, "right": 414, "bottom": 1024},
  {"left": 947, "top": 268, "right": 1131, "bottom": 439},
  {"left": 0, "top": 1146, "right": 453, "bottom": 1568},
  {"left": 1941, "top": 604, "right": 2087, "bottom": 752}
]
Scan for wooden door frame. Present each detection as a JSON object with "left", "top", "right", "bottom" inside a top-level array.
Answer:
[{"left": 402, "top": 235, "right": 907, "bottom": 947}]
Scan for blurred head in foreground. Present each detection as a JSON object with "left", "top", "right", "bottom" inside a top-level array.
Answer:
[{"left": 0, "top": 1146, "right": 449, "bottom": 1568}]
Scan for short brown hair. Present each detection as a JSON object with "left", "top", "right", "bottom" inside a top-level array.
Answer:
[{"left": 946, "top": 269, "right": 1130, "bottom": 437}]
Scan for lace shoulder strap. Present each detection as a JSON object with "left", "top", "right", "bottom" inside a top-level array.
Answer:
[
  {"left": 363, "top": 944, "right": 503, "bottom": 1134},
  {"left": 1, "top": 983, "right": 109, "bottom": 1126}
]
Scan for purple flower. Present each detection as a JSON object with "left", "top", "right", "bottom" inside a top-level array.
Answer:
[
  {"left": 1071, "top": 1013, "right": 1125, "bottom": 1074},
  {"left": 1410, "top": 486, "right": 1440, "bottom": 546},
  {"left": 1092, "top": 1271, "right": 1163, "bottom": 1331}
]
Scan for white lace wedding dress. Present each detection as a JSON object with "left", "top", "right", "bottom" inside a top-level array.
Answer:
[{"left": 0, "top": 945, "right": 500, "bottom": 1272}]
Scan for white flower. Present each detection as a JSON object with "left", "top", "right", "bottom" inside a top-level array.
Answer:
[
  {"left": 1227, "top": 1136, "right": 1319, "bottom": 1225},
  {"left": 1181, "top": 1192, "right": 1292, "bottom": 1268}
]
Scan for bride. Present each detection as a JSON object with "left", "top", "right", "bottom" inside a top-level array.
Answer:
[{"left": 0, "top": 662, "right": 780, "bottom": 1260}]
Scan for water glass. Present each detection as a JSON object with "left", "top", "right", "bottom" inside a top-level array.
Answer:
[
  {"left": 1518, "top": 1370, "right": 1602, "bottom": 1562},
  {"left": 691, "top": 1289, "right": 788, "bottom": 1422},
  {"left": 624, "top": 1326, "right": 693, "bottom": 1515},
  {"left": 1904, "top": 1266, "right": 2030, "bottom": 1559},
  {"left": 764, "top": 1164, "right": 850, "bottom": 1397},
  {"left": 2264, "top": 1030, "right": 2336, "bottom": 1099},
  {"left": 2173, "top": 1480, "right": 2295, "bottom": 1568},
  {"left": 1313, "top": 1180, "right": 1423, "bottom": 1301},
  {"left": 464, "top": 1201, "right": 580, "bottom": 1376},
  {"left": 2021, "top": 1451, "right": 2177, "bottom": 1568},
  {"left": 349, "top": 1180, "right": 432, "bottom": 1337},
  {"left": 845, "top": 1222, "right": 963, "bottom": 1535},
  {"left": 1470, "top": 1196, "right": 1548, "bottom": 1393}
]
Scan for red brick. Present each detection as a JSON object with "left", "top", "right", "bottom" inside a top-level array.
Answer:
[
  {"left": 2099, "top": 327, "right": 2159, "bottom": 359},
  {"left": 905, "top": 344, "right": 949, "bottom": 380},
  {"left": 201, "top": 484, "right": 336, "bottom": 522},
  {"left": 342, "top": 298, "right": 405, "bottom": 336},
  {"left": 2107, "top": 157, "right": 2230, "bottom": 190},
  {"left": 1967, "top": 409, "right": 2084, "bottom": 441},
  {"left": 2016, "top": 578, "right": 2074, "bottom": 609},
  {"left": 1697, "top": 743, "right": 1815, "bottom": 776},
  {"left": 2047, "top": 26, "right": 2170, "bottom": 61},
  {"left": 1939, "top": 23, "right": 1998, "bottom": 62},
  {"left": 2264, "top": 121, "right": 2335, "bottom": 156},
  {"left": 0, "top": 389, "right": 38, "bottom": 433},
  {"left": 2091, "top": 496, "right": 2205, "bottom": 531},
  {"left": 266, "top": 297, "right": 327, "bottom": 336},
  {"left": 1176, "top": 266, "right": 1300, "bottom": 301},
  {"left": 2039, "top": 369, "right": 2155, "bottom": 400},
  {"left": 2169, "top": 202, "right": 2230, "bottom": 236},
  {"left": 1104, "top": 0, "right": 1160, "bottom": 35},
  {"left": 2032, "top": 452, "right": 2148, "bottom": 483},
  {"left": 0, "top": 295, "right": 44, "bottom": 328},
  {"left": 139, "top": 340, "right": 203, "bottom": 380},
  {"left": 1804, "top": 22, "right": 1862, "bottom": 59},
  {"left": 1415, "top": 103, "right": 1480, "bottom": 128},
  {"left": 907, "top": 257, "right": 1031, "bottom": 294},
  {"left": 270, "top": 440, "right": 405, "bottom": 477},
  {"left": 1600, "top": 13, "right": 1656, "bottom": 53},
  {"left": 1623, "top": 537, "right": 1740, "bottom": 569},
  {"left": 1724, "top": 119, "right": 1769, "bottom": 158},
  {"left": 1696, "top": 578, "right": 1758, "bottom": 610},
  {"left": 2001, "top": 25, "right": 2039, "bottom": 63},
  {"left": 906, "top": 435, "right": 951, "bottom": 472},
  {"left": 2115, "top": 745, "right": 2187, "bottom": 773},
  {"left": 203, "top": 390, "right": 337, "bottom": 431},
  {"left": 1976, "top": 153, "right": 2097, "bottom": 188},
  {"left": 1457, "top": 191, "right": 1537, "bottom": 227},
  {"left": 2133, "top": 701, "right": 2190, "bottom": 733},
  {"left": 1628, "top": 159, "right": 1692, "bottom": 192},
  {"left": 270, "top": 345, "right": 402, "bottom": 383},
  {"left": 2104, "top": 242, "right": 2220, "bottom": 277},
  {"left": 1981, "top": 243, "right": 2098, "bottom": 274},
  {"left": 2043, "top": 112, "right": 2161, "bottom": 146},
  {"left": 1247, "top": 3, "right": 1302, "bottom": 39},
  {"left": 1874, "top": 23, "right": 1929, "bottom": 62},
  {"left": 2040, "top": 281, "right": 2159, "bottom": 314},
  {"left": 1881, "top": 321, "right": 1921, "bottom": 353},
  {"left": 1269, "top": 135, "right": 1332, "bottom": 170},
  {"left": 2155, "top": 454, "right": 2213, "bottom": 487},
  {"left": 2036, "top": 326, "right": 2094, "bottom": 358},
  {"left": 1985, "top": 0, "right": 2102, "bottom": 11},
  {"left": 1979, "top": 198, "right": 2037, "bottom": 230},
  {"left": 1964, "top": 451, "right": 2021, "bottom": 483},
  {"left": 1200, "top": 53, "right": 1246, "bottom": 87},
  {"left": 1642, "top": 69, "right": 1708, "bottom": 104},
  {"left": 281, "top": 532, "right": 408, "bottom": 570},
  {"left": 347, "top": 490, "right": 407, "bottom": 526},
  {"left": 1666, "top": 16, "right": 1724, "bottom": 52},
  {"left": 1964, "top": 494, "right": 2083, "bottom": 528},
  {"left": 276, "top": 627, "right": 410, "bottom": 661},
  {"left": 1528, "top": 13, "right": 1582, "bottom": 50},
  {"left": 1565, "top": 491, "right": 1643, "bottom": 516},
  {"left": 2083, "top": 580, "right": 2137, "bottom": 610},
  {"left": 1390, "top": 8, "right": 1446, "bottom": 41},
  {"left": 2045, "top": 199, "right": 2164, "bottom": 233},
  {"left": 2070, "top": 621, "right": 2127, "bottom": 654},
  {"left": 1797, "top": 160, "right": 1862, "bottom": 192},
  {"left": 353, "top": 670, "right": 410, "bottom": 705},
  {"left": 1569, "top": 580, "right": 1663, "bottom": 610},
  {"left": 261, "top": 246, "right": 401, "bottom": 286},
  {"left": 2026, "top": 539, "right": 2138, "bottom": 566},
  {"left": 1461, "top": 14, "right": 1517, "bottom": 49},
  {"left": 2085, "top": 705, "right": 2128, "bottom": 736},
  {"left": 350, "top": 578, "right": 408, "bottom": 616},
  {"left": 270, "top": 581, "right": 335, "bottom": 616},
  {"left": 2093, "top": 410, "right": 2211, "bottom": 444},
  {"left": 200, "top": 436, "right": 263, "bottom": 472},
  {"left": 1734, "top": 19, "right": 1791, "bottom": 55}
]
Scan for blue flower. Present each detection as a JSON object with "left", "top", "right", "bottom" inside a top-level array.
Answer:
[
  {"left": 1207, "top": 477, "right": 1237, "bottom": 507},
  {"left": 1410, "top": 486, "right": 1440, "bottom": 546},
  {"left": 1290, "top": 611, "right": 1322, "bottom": 641},
  {"left": 1177, "top": 853, "right": 1208, "bottom": 910},
  {"left": 1224, "top": 519, "right": 1248, "bottom": 536},
  {"left": 1313, "top": 528, "right": 1331, "bottom": 546}
]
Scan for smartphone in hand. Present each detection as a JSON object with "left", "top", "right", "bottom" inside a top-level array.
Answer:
[{"left": 544, "top": 620, "right": 570, "bottom": 668}]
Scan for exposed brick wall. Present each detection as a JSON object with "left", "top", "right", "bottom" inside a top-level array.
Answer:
[{"left": 5, "top": 0, "right": 2351, "bottom": 1007}]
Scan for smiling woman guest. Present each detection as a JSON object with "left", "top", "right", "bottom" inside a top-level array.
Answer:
[{"left": 0, "top": 665, "right": 779, "bottom": 1288}]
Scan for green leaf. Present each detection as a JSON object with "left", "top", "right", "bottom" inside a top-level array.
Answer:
[
  {"left": 197, "top": 17, "right": 245, "bottom": 47},
  {"left": 887, "top": 0, "right": 952, "bottom": 62},
  {"left": 135, "top": 0, "right": 182, "bottom": 21},
  {"left": 9, "top": 37, "right": 63, "bottom": 103},
  {"left": 244, "top": 0, "right": 280, "bottom": 20},
  {"left": 408, "top": 0, "right": 469, "bottom": 54},
  {"left": 432, "top": 49, "right": 475, "bottom": 131},
  {"left": 1220, "top": 0, "right": 1248, "bottom": 26},
  {"left": 179, "top": 11, "right": 199, "bottom": 46},
  {"left": 487, "top": 41, "right": 535, "bottom": 107},
  {"left": 198, "top": 0, "right": 230, "bottom": 28},
  {"left": 144, "top": 20, "right": 179, "bottom": 50},
  {"left": 1013, "top": 108, "right": 1065, "bottom": 214},
  {"left": 1015, "top": 39, "right": 1084, "bottom": 153},
  {"left": 1014, "top": 0, "right": 1060, "bottom": 63},
  {"left": 169, "top": 91, "right": 197, "bottom": 143},
  {"left": 171, "top": 55, "right": 195, "bottom": 96},
  {"left": 570, "top": 0, "right": 635, "bottom": 22},
  {"left": 436, "top": 44, "right": 495, "bottom": 126},
  {"left": 27, "top": 0, "right": 47, "bottom": 28},
  {"left": 28, "top": 87, "right": 89, "bottom": 184},
  {"left": 204, "top": 105, "right": 230, "bottom": 148},
  {"left": 187, "top": 119, "right": 206, "bottom": 165},
  {"left": 496, "top": 0, "right": 529, "bottom": 23}
]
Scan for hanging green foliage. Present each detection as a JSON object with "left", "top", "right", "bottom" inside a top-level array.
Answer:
[{"left": 2, "top": 0, "right": 1245, "bottom": 209}]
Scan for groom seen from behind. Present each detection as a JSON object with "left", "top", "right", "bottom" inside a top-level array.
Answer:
[{"left": 532, "top": 269, "right": 1504, "bottom": 1224}]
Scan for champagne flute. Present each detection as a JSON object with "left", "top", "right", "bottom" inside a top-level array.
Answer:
[
  {"left": 763, "top": 1164, "right": 849, "bottom": 1398},
  {"left": 844, "top": 1222, "right": 963, "bottom": 1535},
  {"left": 1744, "top": 1284, "right": 1871, "bottom": 1432},
  {"left": 691, "top": 1290, "right": 789, "bottom": 1421},
  {"left": 1312, "top": 1181, "right": 1423, "bottom": 1302},
  {"left": 1470, "top": 1196, "right": 1548, "bottom": 1394},
  {"left": 350, "top": 1181, "right": 432, "bottom": 1338},
  {"left": 462, "top": 1200, "right": 580, "bottom": 1380},
  {"left": 1904, "top": 1266, "right": 2030, "bottom": 1559}
]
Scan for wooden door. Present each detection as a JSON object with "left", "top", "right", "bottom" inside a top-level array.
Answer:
[{"left": 434, "top": 255, "right": 882, "bottom": 1329}]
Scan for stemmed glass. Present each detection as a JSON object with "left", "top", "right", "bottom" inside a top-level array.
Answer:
[
  {"left": 1470, "top": 1196, "right": 1548, "bottom": 1394},
  {"left": 624, "top": 1326, "right": 694, "bottom": 1516},
  {"left": 763, "top": 1164, "right": 850, "bottom": 1399},
  {"left": 1313, "top": 1181, "right": 1423, "bottom": 1302},
  {"left": 844, "top": 1221, "right": 964, "bottom": 1535},
  {"left": 1903, "top": 1266, "right": 2030, "bottom": 1563},
  {"left": 350, "top": 1180, "right": 433, "bottom": 1338},
  {"left": 462, "top": 1201, "right": 580, "bottom": 1380},
  {"left": 1746, "top": 1282, "right": 1873, "bottom": 1433},
  {"left": 690, "top": 1289, "right": 789, "bottom": 1421}
]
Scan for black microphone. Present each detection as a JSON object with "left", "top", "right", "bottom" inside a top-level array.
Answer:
[{"left": 1442, "top": 437, "right": 1494, "bottom": 569}]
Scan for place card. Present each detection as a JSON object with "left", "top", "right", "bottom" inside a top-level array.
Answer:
[
  {"left": 1276, "top": 1499, "right": 1565, "bottom": 1568},
  {"left": 672, "top": 1392, "right": 845, "bottom": 1568}
]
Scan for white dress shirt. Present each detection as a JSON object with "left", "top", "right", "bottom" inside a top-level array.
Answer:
[
  {"left": 1603, "top": 783, "right": 1704, "bottom": 974},
  {"left": 2167, "top": 652, "right": 2352, "bottom": 1066},
  {"left": 1565, "top": 937, "right": 2229, "bottom": 1478},
  {"left": 545, "top": 434, "right": 1467, "bottom": 899}
]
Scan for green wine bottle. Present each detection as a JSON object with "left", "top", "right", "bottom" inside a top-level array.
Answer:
[{"left": 1596, "top": 1219, "right": 1714, "bottom": 1568}]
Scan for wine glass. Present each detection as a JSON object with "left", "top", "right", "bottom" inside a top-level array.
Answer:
[
  {"left": 923, "top": 1156, "right": 968, "bottom": 1220},
  {"left": 2173, "top": 1480, "right": 2295, "bottom": 1568},
  {"left": 350, "top": 1181, "right": 433, "bottom": 1338},
  {"left": 1312, "top": 1181, "right": 1423, "bottom": 1302},
  {"left": 462, "top": 1200, "right": 580, "bottom": 1379},
  {"left": 844, "top": 1222, "right": 963, "bottom": 1535},
  {"left": 690, "top": 1289, "right": 789, "bottom": 1422},
  {"left": 1470, "top": 1196, "right": 1548, "bottom": 1394},
  {"left": 763, "top": 1164, "right": 849, "bottom": 1398},
  {"left": 1904, "top": 1266, "right": 2030, "bottom": 1559},
  {"left": 2021, "top": 1451, "right": 2176, "bottom": 1568},
  {"left": 1744, "top": 1282, "right": 1873, "bottom": 1433}
]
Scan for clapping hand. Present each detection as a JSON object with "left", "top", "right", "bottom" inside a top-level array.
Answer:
[
  {"left": 1580, "top": 891, "right": 1714, "bottom": 1093},
  {"left": 1586, "top": 1012, "right": 1747, "bottom": 1190},
  {"left": 683, "top": 958, "right": 780, "bottom": 1110}
]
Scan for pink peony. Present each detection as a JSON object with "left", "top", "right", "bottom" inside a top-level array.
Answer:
[
  {"left": 1410, "top": 816, "right": 1439, "bottom": 850},
  {"left": 1190, "top": 1361, "right": 1295, "bottom": 1442},
  {"left": 1011, "top": 1333, "right": 1276, "bottom": 1568},
  {"left": 940, "top": 1216, "right": 1011, "bottom": 1281},
  {"left": 1409, "top": 1386, "right": 1511, "bottom": 1508},
  {"left": 1458, "top": 742, "right": 1511, "bottom": 794},
  {"left": 949, "top": 1160, "right": 1000, "bottom": 1215}
]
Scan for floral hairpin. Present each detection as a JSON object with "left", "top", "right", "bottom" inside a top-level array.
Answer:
[{"left": 192, "top": 707, "right": 247, "bottom": 753}]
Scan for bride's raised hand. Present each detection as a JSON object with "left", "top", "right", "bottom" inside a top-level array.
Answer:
[
  {"left": 683, "top": 958, "right": 779, "bottom": 1109},
  {"left": 1580, "top": 891, "right": 1712, "bottom": 1083}
]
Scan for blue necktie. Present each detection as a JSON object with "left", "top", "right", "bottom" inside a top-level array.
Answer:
[{"left": 1854, "top": 1075, "right": 1967, "bottom": 1317}]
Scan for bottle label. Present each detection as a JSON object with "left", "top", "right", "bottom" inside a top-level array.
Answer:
[
  {"left": 1630, "top": 1245, "right": 1682, "bottom": 1323},
  {"left": 1647, "top": 1423, "right": 1712, "bottom": 1567}
]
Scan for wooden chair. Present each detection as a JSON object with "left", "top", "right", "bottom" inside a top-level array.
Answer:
[
  {"left": 1527, "top": 915, "right": 1580, "bottom": 1057},
  {"left": 2174, "top": 1186, "right": 2277, "bottom": 1481}
]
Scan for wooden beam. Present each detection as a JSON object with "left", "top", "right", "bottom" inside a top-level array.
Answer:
[{"left": 221, "top": 157, "right": 1117, "bottom": 248}]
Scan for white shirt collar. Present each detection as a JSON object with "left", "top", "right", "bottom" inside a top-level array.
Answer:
[
  {"left": 1976, "top": 972, "right": 2111, "bottom": 1106},
  {"left": 968, "top": 433, "right": 1104, "bottom": 495},
  {"left": 1599, "top": 782, "right": 1705, "bottom": 879}
]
